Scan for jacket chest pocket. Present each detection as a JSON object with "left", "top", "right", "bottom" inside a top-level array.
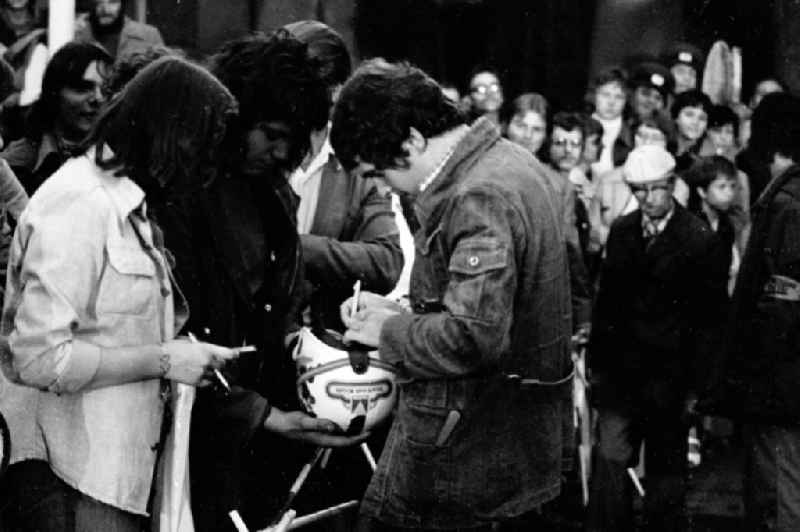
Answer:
[
  {"left": 410, "top": 226, "right": 449, "bottom": 311},
  {"left": 97, "top": 242, "right": 157, "bottom": 316}
]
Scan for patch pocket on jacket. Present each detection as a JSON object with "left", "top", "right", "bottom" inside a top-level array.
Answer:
[
  {"left": 97, "top": 243, "right": 156, "bottom": 316},
  {"left": 445, "top": 239, "right": 508, "bottom": 318},
  {"left": 402, "top": 402, "right": 459, "bottom": 448}
]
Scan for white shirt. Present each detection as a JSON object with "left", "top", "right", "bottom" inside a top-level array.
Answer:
[
  {"left": 289, "top": 135, "right": 334, "bottom": 234},
  {"left": 592, "top": 115, "right": 623, "bottom": 176}
]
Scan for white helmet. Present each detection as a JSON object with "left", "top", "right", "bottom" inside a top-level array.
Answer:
[{"left": 293, "top": 327, "right": 398, "bottom": 434}]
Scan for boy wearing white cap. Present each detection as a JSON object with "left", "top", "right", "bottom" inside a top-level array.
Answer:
[{"left": 587, "top": 145, "right": 729, "bottom": 531}]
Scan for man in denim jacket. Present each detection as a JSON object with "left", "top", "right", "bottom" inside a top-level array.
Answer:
[{"left": 333, "top": 59, "right": 573, "bottom": 530}]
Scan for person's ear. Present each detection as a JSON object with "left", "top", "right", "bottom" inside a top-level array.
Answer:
[{"left": 403, "top": 127, "right": 427, "bottom": 155}]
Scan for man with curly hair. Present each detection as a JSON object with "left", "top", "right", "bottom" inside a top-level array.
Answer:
[
  {"left": 152, "top": 30, "right": 365, "bottom": 532},
  {"left": 334, "top": 59, "right": 572, "bottom": 531}
]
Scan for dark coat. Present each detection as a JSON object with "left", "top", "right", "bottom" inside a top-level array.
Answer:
[
  {"left": 299, "top": 154, "right": 403, "bottom": 330},
  {"left": 718, "top": 164, "right": 800, "bottom": 424},
  {"left": 362, "top": 118, "right": 572, "bottom": 528},
  {"left": 157, "top": 174, "right": 302, "bottom": 532},
  {"left": 74, "top": 14, "right": 164, "bottom": 61},
  {"left": 590, "top": 203, "right": 729, "bottom": 408}
]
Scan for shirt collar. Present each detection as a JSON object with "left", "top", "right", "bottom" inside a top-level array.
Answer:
[
  {"left": 34, "top": 132, "right": 63, "bottom": 173},
  {"left": 290, "top": 127, "right": 335, "bottom": 187},
  {"left": 641, "top": 202, "right": 675, "bottom": 236},
  {"left": 90, "top": 145, "right": 146, "bottom": 222}
]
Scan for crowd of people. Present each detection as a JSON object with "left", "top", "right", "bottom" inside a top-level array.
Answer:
[{"left": 0, "top": 1, "right": 797, "bottom": 532}]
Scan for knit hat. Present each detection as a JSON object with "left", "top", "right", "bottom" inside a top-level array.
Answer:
[{"left": 623, "top": 145, "right": 676, "bottom": 184}]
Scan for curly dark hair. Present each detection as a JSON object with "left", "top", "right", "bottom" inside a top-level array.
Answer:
[
  {"left": 82, "top": 57, "right": 238, "bottom": 201},
  {"left": 671, "top": 89, "right": 712, "bottom": 119},
  {"left": 330, "top": 58, "right": 466, "bottom": 171},
  {"left": 207, "top": 30, "right": 329, "bottom": 172}
]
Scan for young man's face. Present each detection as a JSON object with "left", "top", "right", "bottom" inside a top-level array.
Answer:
[
  {"left": 241, "top": 120, "right": 299, "bottom": 178},
  {"left": 58, "top": 60, "right": 107, "bottom": 138},
  {"left": 676, "top": 105, "right": 708, "bottom": 142},
  {"left": 699, "top": 174, "right": 736, "bottom": 213},
  {"left": 633, "top": 86, "right": 664, "bottom": 119},
  {"left": 707, "top": 123, "right": 736, "bottom": 152},
  {"left": 630, "top": 177, "right": 674, "bottom": 219},
  {"left": 634, "top": 124, "right": 667, "bottom": 149},
  {"left": 549, "top": 126, "right": 584, "bottom": 172},
  {"left": 469, "top": 71, "right": 503, "bottom": 113},
  {"left": 506, "top": 110, "right": 546, "bottom": 154},
  {"left": 594, "top": 81, "right": 626, "bottom": 121},
  {"left": 671, "top": 64, "right": 697, "bottom": 94},
  {"left": 94, "top": 0, "right": 123, "bottom": 27}
]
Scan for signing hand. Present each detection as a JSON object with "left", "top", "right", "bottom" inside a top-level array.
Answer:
[
  {"left": 339, "top": 290, "right": 406, "bottom": 325},
  {"left": 342, "top": 306, "right": 400, "bottom": 348},
  {"left": 161, "top": 338, "right": 237, "bottom": 387},
  {"left": 264, "top": 408, "right": 369, "bottom": 447}
]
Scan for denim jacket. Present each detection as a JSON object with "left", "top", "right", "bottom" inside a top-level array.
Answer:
[
  {"left": 361, "top": 118, "right": 573, "bottom": 528},
  {"left": 0, "top": 152, "right": 185, "bottom": 515}
]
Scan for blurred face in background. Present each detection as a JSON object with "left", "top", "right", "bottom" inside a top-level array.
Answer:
[
  {"left": 549, "top": 126, "right": 583, "bottom": 172},
  {"left": 583, "top": 133, "right": 602, "bottom": 165},
  {"left": 594, "top": 81, "right": 626, "bottom": 121},
  {"left": 94, "top": 0, "right": 123, "bottom": 28},
  {"left": 671, "top": 64, "right": 697, "bottom": 94},
  {"left": 634, "top": 123, "right": 667, "bottom": 149},
  {"left": 699, "top": 174, "right": 737, "bottom": 213},
  {"left": 707, "top": 123, "right": 736, "bottom": 153},
  {"left": 676, "top": 105, "right": 708, "bottom": 142},
  {"left": 630, "top": 177, "right": 674, "bottom": 219},
  {"left": 469, "top": 71, "right": 503, "bottom": 114},
  {"left": 633, "top": 86, "right": 664, "bottom": 119},
  {"left": 507, "top": 110, "right": 547, "bottom": 154}
]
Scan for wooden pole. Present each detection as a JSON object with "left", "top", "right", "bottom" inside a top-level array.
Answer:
[
  {"left": 134, "top": 0, "right": 147, "bottom": 23},
  {"left": 48, "top": 0, "right": 75, "bottom": 57}
]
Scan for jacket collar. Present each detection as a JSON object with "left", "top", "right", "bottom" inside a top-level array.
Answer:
[
  {"left": 414, "top": 117, "right": 500, "bottom": 235},
  {"left": 753, "top": 164, "right": 800, "bottom": 211}
]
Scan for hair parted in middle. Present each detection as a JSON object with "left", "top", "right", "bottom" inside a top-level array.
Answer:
[
  {"left": 330, "top": 58, "right": 466, "bottom": 172},
  {"left": 83, "top": 56, "right": 238, "bottom": 200}
]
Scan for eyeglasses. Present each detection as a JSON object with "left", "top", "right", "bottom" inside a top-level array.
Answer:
[
  {"left": 629, "top": 182, "right": 671, "bottom": 195},
  {"left": 471, "top": 83, "right": 501, "bottom": 96},
  {"left": 551, "top": 138, "right": 583, "bottom": 149}
]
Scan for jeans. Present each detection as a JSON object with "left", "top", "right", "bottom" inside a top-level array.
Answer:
[
  {"left": 0, "top": 460, "right": 145, "bottom": 532},
  {"left": 586, "top": 405, "right": 688, "bottom": 532},
  {"left": 743, "top": 424, "right": 800, "bottom": 532}
]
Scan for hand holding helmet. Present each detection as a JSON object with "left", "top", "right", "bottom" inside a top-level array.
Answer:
[{"left": 263, "top": 407, "right": 369, "bottom": 447}]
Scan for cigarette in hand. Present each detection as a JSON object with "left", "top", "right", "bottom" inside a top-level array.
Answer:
[
  {"left": 188, "top": 332, "right": 231, "bottom": 393},
  {"left": 232, "top": 345, "right": 256, "bottom": 354}
]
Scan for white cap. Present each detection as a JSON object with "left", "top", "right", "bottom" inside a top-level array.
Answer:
[{"left": 623, "top": 145, "right": 676, "bottom": 185}]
